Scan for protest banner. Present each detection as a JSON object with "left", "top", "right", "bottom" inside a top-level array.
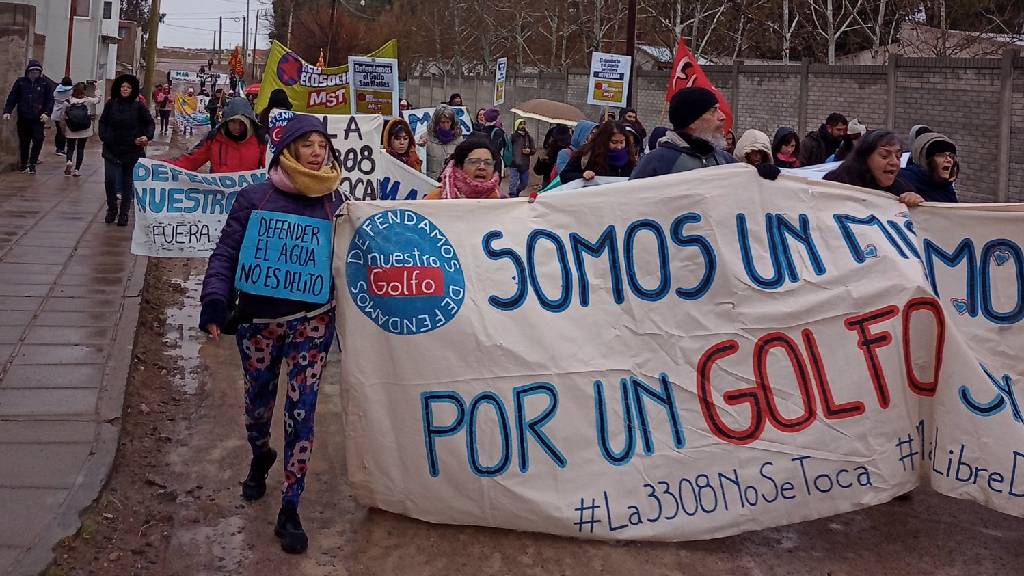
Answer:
[
  {"left": 910, "top": 203, "right": 1024, "bottom": 518},
  {"left": 255, "top": 40, "right": 398, "bottom": 116},
  {"left": 235, "top": 210, "right": 333, "bottom": 304},
  {"left": 349, "top": 56, "right": 399, "bottom": 116},
  {"left": 587, "top": 52, "right": 632, "bottom": 108},
  {"left": 403, "top": 107, "right": 474, "bottom": 175},
  {"left": 130, "top": 159, "right": 267, "bottom": 257},
  {"left": 268, "top": 110, "right": 437, "bottom": 202},
  {"left": 334, "top": 165, "right": 1024, "bottom": 541},
  {"left": 783, "top": 153, "right": 909, "bottom": 180},
  {"left": 494, "top": 58, "right": 508, "bottom": 106},
  {"left": 174, "top": 93, "right": 210, "bottom": 128},
  {"left": 169, "top": 70, "right": 199, "bottom": 84}
]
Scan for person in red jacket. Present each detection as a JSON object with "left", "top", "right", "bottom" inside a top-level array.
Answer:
[{"left": 168, "top": 96, "right": 267, "bottom": 173}]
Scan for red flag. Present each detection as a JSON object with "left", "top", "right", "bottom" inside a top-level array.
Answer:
[{"left": 665, "top": 36, "right": 734, "bottom": 134}]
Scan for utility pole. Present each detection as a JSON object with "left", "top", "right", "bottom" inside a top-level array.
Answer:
[
  {"left": 218, "top": 17, "right": 223, "bottom": 64},
  {"left": 327, "top": 0, "right": 338, "bottom": 64},
  {"left": 144, "top": 0, "right": 161, "bottom": 102},
  {"left": 65, "top": 0, "right": 77, "bottom": 77},
  {"left": 251, "top": 10, "right": 259, "bottom": 80},
  {"left": 624, "top": 0, "right": 637, "bottom": 108},
  {"left": 244, "top": 0, "right": 250, "bottom": 67}
]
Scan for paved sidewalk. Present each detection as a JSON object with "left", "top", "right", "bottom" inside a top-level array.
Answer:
[{"left": 0, "top": 147, "right": 147, "bottom": 576}]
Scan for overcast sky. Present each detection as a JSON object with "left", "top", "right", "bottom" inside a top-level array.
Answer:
[{"left": 158, "top": 0, "right": 272, "bottom": 50}]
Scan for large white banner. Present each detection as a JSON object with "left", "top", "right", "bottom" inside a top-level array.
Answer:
[
  {"left": 131, "top": 159, "right": 266, "bottom": 257},
  {"left": 132, "top": 114, "right": 437, "bottom": 257},
  {"left": 334, "top": 165, "right": 1024, "bottom": 541},
  {"left": 911, "top": 203, "right": 1024, "bottom": 518}
]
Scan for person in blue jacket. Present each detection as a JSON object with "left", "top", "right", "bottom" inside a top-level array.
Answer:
[
  {"left": 3, "top": 60, "right": 55, "bottom": 173},
  {"left": 553, "top": 120, "right": 598, "bottom": 179},
  {"left": 899, "top": 131, "right": 958, "bottom": 203},
  {"left": 200, "top": 114, "right": 344, "bottom": 555}
]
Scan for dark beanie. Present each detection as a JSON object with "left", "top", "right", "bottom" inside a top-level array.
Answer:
[{"left": 669, "top": 87, "right": 719, "bottom": 131}]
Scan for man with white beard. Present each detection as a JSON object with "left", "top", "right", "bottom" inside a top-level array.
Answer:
[{"left": 631, "top": 87, "right": 779, "bottom": 181}]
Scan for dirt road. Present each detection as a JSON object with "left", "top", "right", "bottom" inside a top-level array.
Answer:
[{"left": 43, "top": 254, "right": 1024, "bottom": 576}]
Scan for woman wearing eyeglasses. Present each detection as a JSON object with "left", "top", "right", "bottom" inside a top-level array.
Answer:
[
  {"left": 899, "top": 132, "right": 958, "bottom": 203},
  {"left": 425, "top": 138, "right": 504, "bottom": 199}
]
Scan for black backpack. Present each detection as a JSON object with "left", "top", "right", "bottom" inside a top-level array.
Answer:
[{"left": 66, "top": 102, "right": 91, "bottom": 132}]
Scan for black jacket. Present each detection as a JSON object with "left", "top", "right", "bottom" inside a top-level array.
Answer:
[
  {"left": 98, "top": 74, "right": 155, "bottom": 163},
  {"left": 4, "top": 61, "right": 54, "bottom": 122},
  {"left": 899, "top": 164, "right": 957, "bottom": 203},
  {"left": 799, "top": 125, "right": 841, "bottom": 167}
]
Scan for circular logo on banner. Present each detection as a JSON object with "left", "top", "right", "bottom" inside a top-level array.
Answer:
[
  {"left": 276, "top": 52, "right": 303, "bottom": 86},
  {"left": 346, "top": 209, "right": 466, "bottom": 335}
]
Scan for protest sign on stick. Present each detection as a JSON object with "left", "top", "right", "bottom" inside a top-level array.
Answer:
[
  {"left": 349, "top": 56, "right": 399, "bottom": 116},
  {"left": 494, "top": 58, "right": 508, "bottom": 106},
  {"left": 587, "top": 52, "right": 632, "bottom": 108}
]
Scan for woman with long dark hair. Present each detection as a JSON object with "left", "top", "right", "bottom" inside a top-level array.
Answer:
[
  {"left": 559, "top": 121, "right": 637, "bottom": 184},
  {"left": 824, "top": 130, "right": 923, "bottom": 205}
]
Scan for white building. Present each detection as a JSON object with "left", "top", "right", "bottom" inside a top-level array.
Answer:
[{"left": 11, "top": 0, "right": 121, "bottom": 84}]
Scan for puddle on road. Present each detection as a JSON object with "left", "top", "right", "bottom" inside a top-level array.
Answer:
[{"left": 164, "top": 275, "right": 203, "bottom": 394}]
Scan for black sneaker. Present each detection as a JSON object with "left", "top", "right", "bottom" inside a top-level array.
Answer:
[
  {"left": 274, "top": 506, "right": 308, "bottom": 554},
  {"left": 17, "top": 165, "right": 27, "bottom": 173},
  {"left": 27, "top": 165, "right": 36, "bottom": 174},
  {"left": 241, "top": 448, "right": 277, "bottom": 501},
  {"left": 104, "top": 209, "right": 117, "bottom": 224},
  {"left": 116, "top": 212, "right": 129, "bottom": 227}
]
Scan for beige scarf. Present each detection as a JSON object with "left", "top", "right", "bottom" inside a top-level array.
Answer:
[{"left": 271, "top": 149, "right": 342, "bottom": 198}]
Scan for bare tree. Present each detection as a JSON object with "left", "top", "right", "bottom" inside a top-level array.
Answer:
[{"left": 804, "top": 0, "right": 866, "bottom": 63}]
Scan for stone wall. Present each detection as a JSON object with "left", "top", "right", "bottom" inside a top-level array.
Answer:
[
  {"left": 0, "top": 3, "right": 37, "bottom": 172},
  {"left": 406, "top": 53, "right": 1024, "bottom": 202}
]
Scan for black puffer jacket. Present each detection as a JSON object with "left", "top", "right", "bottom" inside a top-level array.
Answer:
[
  {"left": 98, "top": 74, "right": 155, "bottom": 163},
  {"left": 3, "top": 60, "right": 54, "bottom": 121}
]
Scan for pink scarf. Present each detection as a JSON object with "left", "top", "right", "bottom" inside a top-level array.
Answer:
[
  {"left": 440, "top": 163, "right": 502, "bottom": 199},
  {"left": 269, "top": 164, "right": 299, "bottom": 194}
]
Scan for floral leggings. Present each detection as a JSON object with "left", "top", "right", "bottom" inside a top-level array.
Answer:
[{"left": 235, "top": 307, "right": 336, "bottom": 508}]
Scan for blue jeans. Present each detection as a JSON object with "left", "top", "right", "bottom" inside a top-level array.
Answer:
[{"left": 508, "top": 167, "right": 530, "bottom": 197}]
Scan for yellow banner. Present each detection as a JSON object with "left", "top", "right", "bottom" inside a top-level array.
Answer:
[{"left": 255, "top": 40, "right": 398, "bottom": 116}]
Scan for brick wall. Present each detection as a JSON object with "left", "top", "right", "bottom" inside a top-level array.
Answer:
[
  {"left": 894, "top": 61, "right": 1004, "bottom": 203},
  {"left": 1009, "top": 64, "right": 1024, "bottom": 202},
  {"left": 407, "top": 55, "right": 1023, "bottom": 201}
]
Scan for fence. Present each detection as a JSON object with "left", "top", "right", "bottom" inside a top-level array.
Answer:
[{"left": 406, "top": 52, "right": 1023, "bottom": 203}]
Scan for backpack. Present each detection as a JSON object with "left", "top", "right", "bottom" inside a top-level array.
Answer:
[
  {"left": 65, "top": 102, "right": 91, "bottom": 132},
  {"left": 486, "top": 126, "right": 510, "bottom": 166}
]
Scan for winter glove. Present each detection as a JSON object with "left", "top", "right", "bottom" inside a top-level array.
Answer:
[
  {"left": 2, "top": 114, "right": 9, "bottom": 121},
  {"left": 199, "top": 298, "right": 227, "bottom": 334},
  {"left": 756, "top": 164, "right": 781, "bottom": 181}
]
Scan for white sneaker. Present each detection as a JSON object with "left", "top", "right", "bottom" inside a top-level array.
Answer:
[{"left": 72, "top": 169, "right": 81, "bottom": 177}]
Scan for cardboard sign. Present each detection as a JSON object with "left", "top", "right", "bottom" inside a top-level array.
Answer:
[
  {"left": 131, "top": 160, "right": 266, "bottom": 257},
  {"left": 587, "top": 52, "right": 632, "bottom": 108},
  {"left": 236, "top": 210, "right": 333, "bottom": 303},
  {"left": 349, "top": 56, "right": 399, "bottom": 116},
  {"left": 334, "top": 165, "right": 1024, "bottom": 541},
  {"left": 494, "top": 57, "right": 508, "bottom": 106}
]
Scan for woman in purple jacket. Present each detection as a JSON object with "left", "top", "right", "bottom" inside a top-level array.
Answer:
[{"left": 199, "top": 114, "right": 343, "bottom": 554}]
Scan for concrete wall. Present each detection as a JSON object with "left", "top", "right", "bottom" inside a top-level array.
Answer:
[
  {"left": 406, "top": 54, "right": 1024, "bottom": 202},
  {"left": 0, "top": 2, "right": 36, "bottom": 171}
]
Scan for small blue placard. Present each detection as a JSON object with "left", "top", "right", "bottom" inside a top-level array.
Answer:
[{"left": 235, "top": 210, "right": 333, "bottom": 304}]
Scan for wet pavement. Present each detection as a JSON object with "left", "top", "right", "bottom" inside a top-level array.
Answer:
[{"left": 0, "top": 144, "right": 146, "bottom": 576}]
